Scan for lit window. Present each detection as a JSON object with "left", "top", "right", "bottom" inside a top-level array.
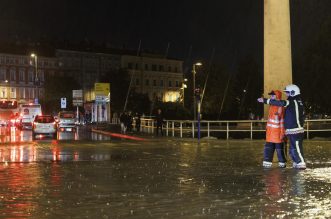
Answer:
[{"left": 10, "top": 88, "right": 16, "bottom": 98}]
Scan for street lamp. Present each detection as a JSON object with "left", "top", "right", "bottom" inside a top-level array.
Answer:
[
  {"left": 192, "top": 62, "right": 202, "bottom": 120},
  {"left": 181, "top": 78, "right": 187, "bottom": 105},
  {"left": 30, "top": 53, "right": 39, "bottom": 102}
]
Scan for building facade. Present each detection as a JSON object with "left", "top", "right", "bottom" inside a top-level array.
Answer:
[
  {"left": 0, "top": 53, "right": 58, "bottom": 104},
  {"left": 56, "top": 49, "right": 121, "bottom": 102},
  {"left": 121, "top": 53, "right": 184, "bottom": 102}
]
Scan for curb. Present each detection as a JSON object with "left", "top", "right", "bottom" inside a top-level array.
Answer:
[{"left": 91, "top": 129, "right": 147, "bottom": 141}]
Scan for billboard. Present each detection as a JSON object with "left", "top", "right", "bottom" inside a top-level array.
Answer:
[{"left": 94, "top": 83, "right": 110, "bottom": 103}]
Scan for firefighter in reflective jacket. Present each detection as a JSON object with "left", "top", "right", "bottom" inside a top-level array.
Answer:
[
  {"left": 262, "top": 90, "right": 286, "bottom": 168},
  {"left": 258, "top": 84, "right": 306, "bottom": 169}
]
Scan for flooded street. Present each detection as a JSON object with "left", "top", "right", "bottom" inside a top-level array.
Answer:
[{"left": 0, "top": 127, "right": 330, "bottom": 218}]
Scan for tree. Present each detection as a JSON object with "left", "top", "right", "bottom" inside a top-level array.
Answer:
[
  {"left": 295, "top": 17, "right": 331, "bottom": 115},
  {"left": 126, "top": 91, "right": 151, "bottom": 114},
  {"left": 42, "top": 75, "right": 80, "bottom": 114},
  {"left": 101, "top": 68, "right": 130, "bottom": 112},
  {"left": 233, "top": 56, "right": 262, "bottom": 119},
  {"left": 101, "top": 68, "right": 151, "bottom": 114}
]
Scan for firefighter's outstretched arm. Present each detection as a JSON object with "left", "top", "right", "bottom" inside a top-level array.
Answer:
[{"left": 257, "top": 98, "right": 288, "bottom": 107}]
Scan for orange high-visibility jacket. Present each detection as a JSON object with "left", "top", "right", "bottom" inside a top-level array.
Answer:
[{"left": 266, "top": 90, "right": 285, "bottom": 143}]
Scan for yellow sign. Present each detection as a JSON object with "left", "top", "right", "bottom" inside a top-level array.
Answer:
[{"left": 94, "top": 83, "right": 110, "bottom": 96}]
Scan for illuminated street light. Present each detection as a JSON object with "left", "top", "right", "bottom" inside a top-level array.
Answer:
[
  {"left": 181, "top": 78, "right": 188, "bottom": 105},
  {"left": 30, "top": 53, "right": 39, "bottom": 102},
  {"left": 192, "top": 62, "right": 202, "bottom": 120}
]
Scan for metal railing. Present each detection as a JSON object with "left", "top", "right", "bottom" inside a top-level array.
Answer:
[{"left": 135, "top": 118, "right": 331, "bottom": 140}]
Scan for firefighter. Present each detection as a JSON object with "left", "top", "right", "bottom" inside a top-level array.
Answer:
[
  {"left": 258, "top": 84, "right": 306, "bottom": 169},
  {"left": 261, "top": 90, "right": 286, "bottom": 168}
]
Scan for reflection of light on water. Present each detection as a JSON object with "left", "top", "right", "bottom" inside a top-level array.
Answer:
[
  {"left": 0, "top": 146, "right": 37, "bottom": 163},
  {"left": 304, "top": 167, "right": 331, "bottom": 183},
  {"left": 289, "top": 168, "right": 331, "bottom": 218}
]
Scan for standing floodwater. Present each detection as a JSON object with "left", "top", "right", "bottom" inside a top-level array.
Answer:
[{"left": 0, "top": 138, "right": 331, "bottom": 218}]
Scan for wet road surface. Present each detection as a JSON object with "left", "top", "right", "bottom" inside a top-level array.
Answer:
[{"left": 0, "top": 127, "right": 330, "bottom": 218}]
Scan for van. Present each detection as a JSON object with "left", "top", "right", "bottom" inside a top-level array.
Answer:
[{"left": 18, "top": 104, "right": 42, "bottom": 130}]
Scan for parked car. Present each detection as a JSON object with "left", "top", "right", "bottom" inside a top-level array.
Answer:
[
  {"left": 32, "top": 115, "right": 57, "bottom": 139},
  {"left": 57, "top": 111, "right": 76, "bottom": 132}
]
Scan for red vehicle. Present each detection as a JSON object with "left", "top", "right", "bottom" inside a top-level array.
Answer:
[{"left": 0, "top": 100, "right": 19, "bottom": 127}]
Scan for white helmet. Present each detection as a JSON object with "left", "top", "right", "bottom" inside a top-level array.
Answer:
[{"left": 284, "top": 84, "right": 300, "bottom": 96}]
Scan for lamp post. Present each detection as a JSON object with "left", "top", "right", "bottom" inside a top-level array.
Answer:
[
  {"left": 192, "top": 62, "right": 202, "bottom": 120},
  {"left": 30, "top": 53, "right": 39, "bottom": 102},
  {"left": 181, "top": 78, "right": 187, "bottom": 105}
]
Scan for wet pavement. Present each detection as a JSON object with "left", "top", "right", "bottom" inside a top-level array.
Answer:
[{"left": 0, "top": 127, "right": 331, "bottom": 218}]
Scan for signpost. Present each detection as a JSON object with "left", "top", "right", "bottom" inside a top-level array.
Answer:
[
  {"left": 61, "top": 98, "right": 66, "bottom": 109},
  {"left": 94, "top": 83, "right": 110, "bottom": 123},
  {"left": 94, "top": 83, "right": 110, "bottom": 103},
  {"left": 72, "top": 90, "right": 83, "bottom": 106},
  {"left": 73, "top": 90, "right": 83, "bottom": 121}
]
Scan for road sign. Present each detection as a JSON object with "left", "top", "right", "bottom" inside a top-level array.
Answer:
[
  {"left": 72, "top": 90, "right": 83, "bottom": 106},
  {"left": 94, "top": 83, "right": 110, "bottom": 103},
  {"left": 95, "top": 96, "right": 110, "bottom": 103},
  {"left": 61, "top": 98, "right": 66, "bottom": 109},
  {"left": 94, "top": 83, "right": 110, "bottom": 96}
]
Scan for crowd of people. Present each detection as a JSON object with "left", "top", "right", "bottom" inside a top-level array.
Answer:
[
  {"left": 118, "top": 109, "right": 164, "bottom": 136},
  {"left": 119, "top": 112, "right": 141, "bottom": 134}
]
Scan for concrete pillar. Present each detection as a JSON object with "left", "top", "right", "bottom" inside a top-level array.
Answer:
[{"left": 264, "top": 0, "right": 292, "bottom": 116}]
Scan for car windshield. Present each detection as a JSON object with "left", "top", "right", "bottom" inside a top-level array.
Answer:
[
  {"left": 35, "top": 116, "right": 54, "bottom": 123},
  {"left": 60, "top": 113, "right": 75, "bottom": 118}
]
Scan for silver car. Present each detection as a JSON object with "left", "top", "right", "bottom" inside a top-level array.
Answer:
[
  {"left": 32, "top": 115, "right": 57, "bottom": 139},
  {"left": 57, "top": 111, "right": 77, "bottom": 132}
]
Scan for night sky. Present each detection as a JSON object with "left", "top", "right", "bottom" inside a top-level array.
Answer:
[{"left": 0, "top": 0, "right": 329, "bottom": 70}]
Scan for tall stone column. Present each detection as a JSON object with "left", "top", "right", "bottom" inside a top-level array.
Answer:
[{"left": 264, "top": 0, "right": 292, "bottom": 116}]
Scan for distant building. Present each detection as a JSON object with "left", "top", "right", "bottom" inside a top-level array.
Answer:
[
  {"left": 55, "top": 49, "right": 121, "bottom": 102},
  {"left": 121, "top": 53, "right": 184, "bottom": 102},
  {"left": 0, "top": 53, "right": 57, "bottom": 104}
]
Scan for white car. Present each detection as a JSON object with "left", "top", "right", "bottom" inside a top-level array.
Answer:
[
  {"left": 32, "top": 115, "right": 57, "bottom": 139},
  {"left": 57, "top": 111, "right": 76, "bottom": 132}
]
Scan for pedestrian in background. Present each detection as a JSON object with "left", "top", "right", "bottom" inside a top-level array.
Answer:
[
  {"left": 120, "top": 112, "right": 127, "bottom": 134},
  {"left": 155, "top": 109, "right": 164, "bottom": 136},
  {"left": 135, "top": 113, "right": 141, "bottom": 132}
]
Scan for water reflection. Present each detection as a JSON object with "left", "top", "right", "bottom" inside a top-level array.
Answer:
[
  {"left": 0, "top": 145, "right": 112, "bottom": 163},
  {"left": 0, "top": 139, "right": 330, "bottom": 218},
  {"left": 0, "top": 163, "right": 41, "bottom": 218},
  {"left": 0, "top": 126, "right": 87, "bottom": 143},
  {"left": 0, "top": 145, "right": 37, "bottom": 163}
]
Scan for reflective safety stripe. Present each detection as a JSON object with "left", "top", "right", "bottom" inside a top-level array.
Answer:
[
  {"left": 286, "top": 128, "right": 304, "bottom": 135},
  {"left": 285, "top": 100, "right": 290, "bottom": 107},
  {"left": 267, "top": 99, "right": 270, "bottom": 104},
  {"left": 296, "top": 140, "right": 305, "bottom": 163},
  {"left": 286, "top": 127, "right": 304, "bottom": 132},
  {"left": 294, "top": 100, "right": 302, "bottom": 128},
  {"left": 267, "top": 124, "right": 280, "bottom": 128},
  {"left": 268, "top": 119, "right": 280, "bottom": 123}
]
